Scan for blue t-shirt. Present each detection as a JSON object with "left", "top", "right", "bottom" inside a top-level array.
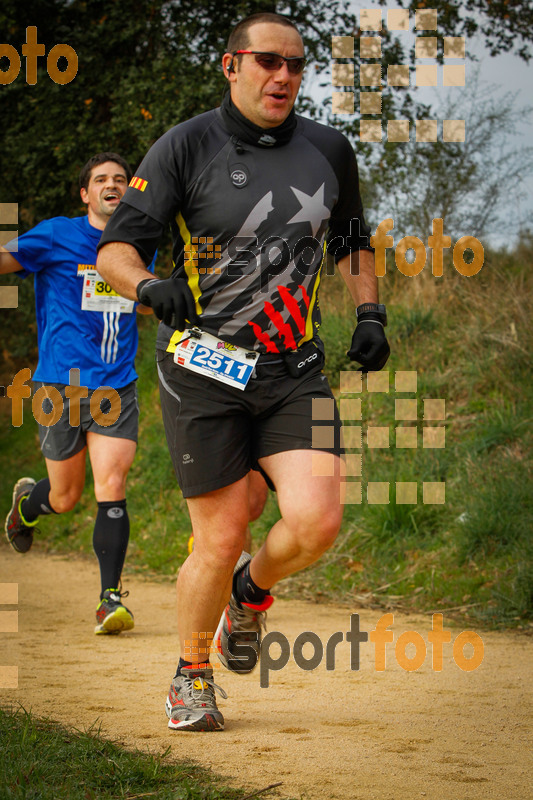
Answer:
[{"left": 14, "top": 215, "right": 149, "bottom": 389}]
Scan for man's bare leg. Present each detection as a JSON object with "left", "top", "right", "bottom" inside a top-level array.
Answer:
[
  {"left": 212, "top": 449, "right": 343, "bottom": 675},
  {"left": 249, "top": 449, "right": 344, "bottom": 589},
  {"left": 86, "top": 432, "right": 136, "bottom": 501},
  {"left": 179, "top": 451, "right": 342, "bottom": 666},
  {"left": 244, "top": 469, "right": 269, "bottom": 551},
  {"left": 178, "top": 476, "right": 250, "bottom": 661},
  {"left": 187, "top": 469, "right": 267, "bottom": 555},
  {"left": 45, "top": 447, "right": 87, "bottom": 513}
]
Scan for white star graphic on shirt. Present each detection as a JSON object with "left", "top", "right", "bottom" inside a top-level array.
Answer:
[{"left": 287, "top": 184, "right": 329, "bottom": 237}]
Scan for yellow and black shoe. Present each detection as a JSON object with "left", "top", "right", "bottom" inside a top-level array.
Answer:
[
  {"left": 5, "top": 477, "right": 38, "bottom": 554},
  {"left": 95, "top": 588, "right": 134, "bottom": 635}
]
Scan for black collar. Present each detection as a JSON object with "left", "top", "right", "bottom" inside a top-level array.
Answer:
[{"left": 219, "top": 92, "right": 297, "bottom": 148}]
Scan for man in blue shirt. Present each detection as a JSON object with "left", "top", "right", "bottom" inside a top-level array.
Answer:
[{"left": 1, "top": 152, "right": 151, "bottom": 635}]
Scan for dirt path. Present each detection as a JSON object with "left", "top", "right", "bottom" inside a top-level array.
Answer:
[{"left": 1, "top": 545, "right": 532, "bottom": 800}]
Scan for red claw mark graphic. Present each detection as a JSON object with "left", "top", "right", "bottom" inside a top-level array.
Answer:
[
  {"left": 248, "top": 285, "right": 311, "bottom": 351},
  {"left": 248, "top": 321, "right": 280, "bottom": 352},
  {"left": 277, "top": 285, "right": 308, "bottom": 335},
  {"left": 298, "top": 284, "right": 310, "bottom": 311}
]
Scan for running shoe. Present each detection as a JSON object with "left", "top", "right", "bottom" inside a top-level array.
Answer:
[
  {"left": 94, "top": 588, "right": 134, "bottom": 635},
  {"left": 165, "top": 665, "right": 227, "bottom": 731},
  {"left": 214, "top": 552, "right": 273, "bottom": 674},
  {"left": 5, "top": 477, "right": 38, "bottom": 553}
]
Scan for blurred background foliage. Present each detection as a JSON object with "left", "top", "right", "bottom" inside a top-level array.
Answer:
[
  {"left": 2, "top": 0, "right": 532, "bottom": 369},
  {"left": 1, "top": 0, "right": 532, "bottom": 627}
]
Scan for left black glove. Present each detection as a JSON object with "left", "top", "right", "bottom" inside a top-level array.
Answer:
[
  {"left": 347, "top": 312, "right": 390, "bottom": 372},
  {"left": 136, "top": 277, "right": 199, "bottom": 329}
]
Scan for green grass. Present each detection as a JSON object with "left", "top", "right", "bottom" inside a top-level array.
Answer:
[
  {"left": 275, "top": 241, "right": 533, "bottom": 627},
  {"left": 0, "top": 706, "right": 262, "bottom": 800},
  {"left": 1, "top": 241, "right": 532, "bottom": 628}
]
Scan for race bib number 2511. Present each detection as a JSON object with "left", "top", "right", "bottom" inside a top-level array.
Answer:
[{"left": 173, "top": 329, "right": 258, "bottom": 390}]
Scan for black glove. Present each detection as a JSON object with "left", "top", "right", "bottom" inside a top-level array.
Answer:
[
  {"left": 136, "top": 278, "right": 199, "bottom": 329},
  {"left": 347, "top": 313, "right": 390, "bottom": 372}
]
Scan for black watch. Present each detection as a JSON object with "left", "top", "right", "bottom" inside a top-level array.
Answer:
[{"left": 356, "top": 303, "right": 387, "bottom": 326}]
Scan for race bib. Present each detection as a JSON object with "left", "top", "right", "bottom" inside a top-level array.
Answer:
[
  {"left": 81, "top": 270, "right": 134, "bottom": 313},
  {"left": 173, "top": 329, "right": 258, "bottom": 390}
]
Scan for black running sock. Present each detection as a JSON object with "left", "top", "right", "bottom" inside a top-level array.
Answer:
[
  {"left": 93, "top": 499, "right": 129, "bottom": 598},
  {"left": 233, "top": 562, "right": 271, "bottom": 606},
  {"left": 20, "top": 478, "right": 56, "bottom": 522}
]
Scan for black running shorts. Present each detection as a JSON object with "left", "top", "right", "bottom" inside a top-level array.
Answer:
[
  {"left": 34, "top": 380, "right": 139, "bottom": 461},
  {"left": 156, "top": 350, "right": 343, "bottom": 498}
]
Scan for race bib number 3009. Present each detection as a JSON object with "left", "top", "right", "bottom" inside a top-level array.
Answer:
[
  {"left": 173, "top": 330, "right": 258, "bottom": 390},
  {"left": 81, "top": 270, "right": 134, "bottom": 313}
]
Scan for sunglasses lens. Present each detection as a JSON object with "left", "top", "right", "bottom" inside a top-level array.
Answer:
[
  {"left": 256, "top": 54, "right": 282, "bottom": 70},
  {"left": 287, "top": 58, "right": 305, "bottom": 74},
  {"left": 254, "top": 54, "right": 306, "bottom": 74}
]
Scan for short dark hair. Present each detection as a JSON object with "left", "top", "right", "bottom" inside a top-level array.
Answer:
[
  {"left": 227, "top": 12, "right": 301, "bottom": 53},
  {"left": 79, "top": 152, "right": 132, "bottom": 191}
]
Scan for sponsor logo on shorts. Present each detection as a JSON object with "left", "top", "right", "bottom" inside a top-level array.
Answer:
[
  {"left": 182, "top": 453, "right": 194, "bottom": 464},
  {"left": 107, "top": 507, "right": 124, "bottom": 519}
]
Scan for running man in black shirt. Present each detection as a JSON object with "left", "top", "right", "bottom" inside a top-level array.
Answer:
[{"left": 97, "top": 11, "right": 389, "bottom": 731}]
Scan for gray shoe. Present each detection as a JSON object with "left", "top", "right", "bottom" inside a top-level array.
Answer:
[
  {"left": 165, "top": 666, "right": 227, "bottom": 731},
  {"left": 5, "top": 477, "right": 38, "bottom": 553},
  {"left": 214, "top": 552, "right": 273, "bottom": 674}
]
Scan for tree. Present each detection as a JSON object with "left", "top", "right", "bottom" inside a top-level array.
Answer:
[
  {"left": 1, "top": 0, "right": 527, "bottom": 368},
  {"left": 378, "top": 0, "right": 533, "bottom": 62},
  {"left": 366, "top": 70, "right": 533, "bottom": 243},
  {"left": 1, "top": 0, "right": 377, "bottom": 369},
  {"left": 0, "top": 0, "right": 431, "bottom": 225}
]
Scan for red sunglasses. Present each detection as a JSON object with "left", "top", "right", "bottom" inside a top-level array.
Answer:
[{"left": 232, "top": 50, "right": 306, "bottom": 75}]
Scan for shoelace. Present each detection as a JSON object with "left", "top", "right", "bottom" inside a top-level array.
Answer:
[
  {"left": 182, "top": 672, "right": 228, "bottom": 705},
  {"left": 115, "top": 579, "right": 129, "bottom": 599},
  {"left": 106, "top": 585, "right": 129, "bottom": 600}
]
